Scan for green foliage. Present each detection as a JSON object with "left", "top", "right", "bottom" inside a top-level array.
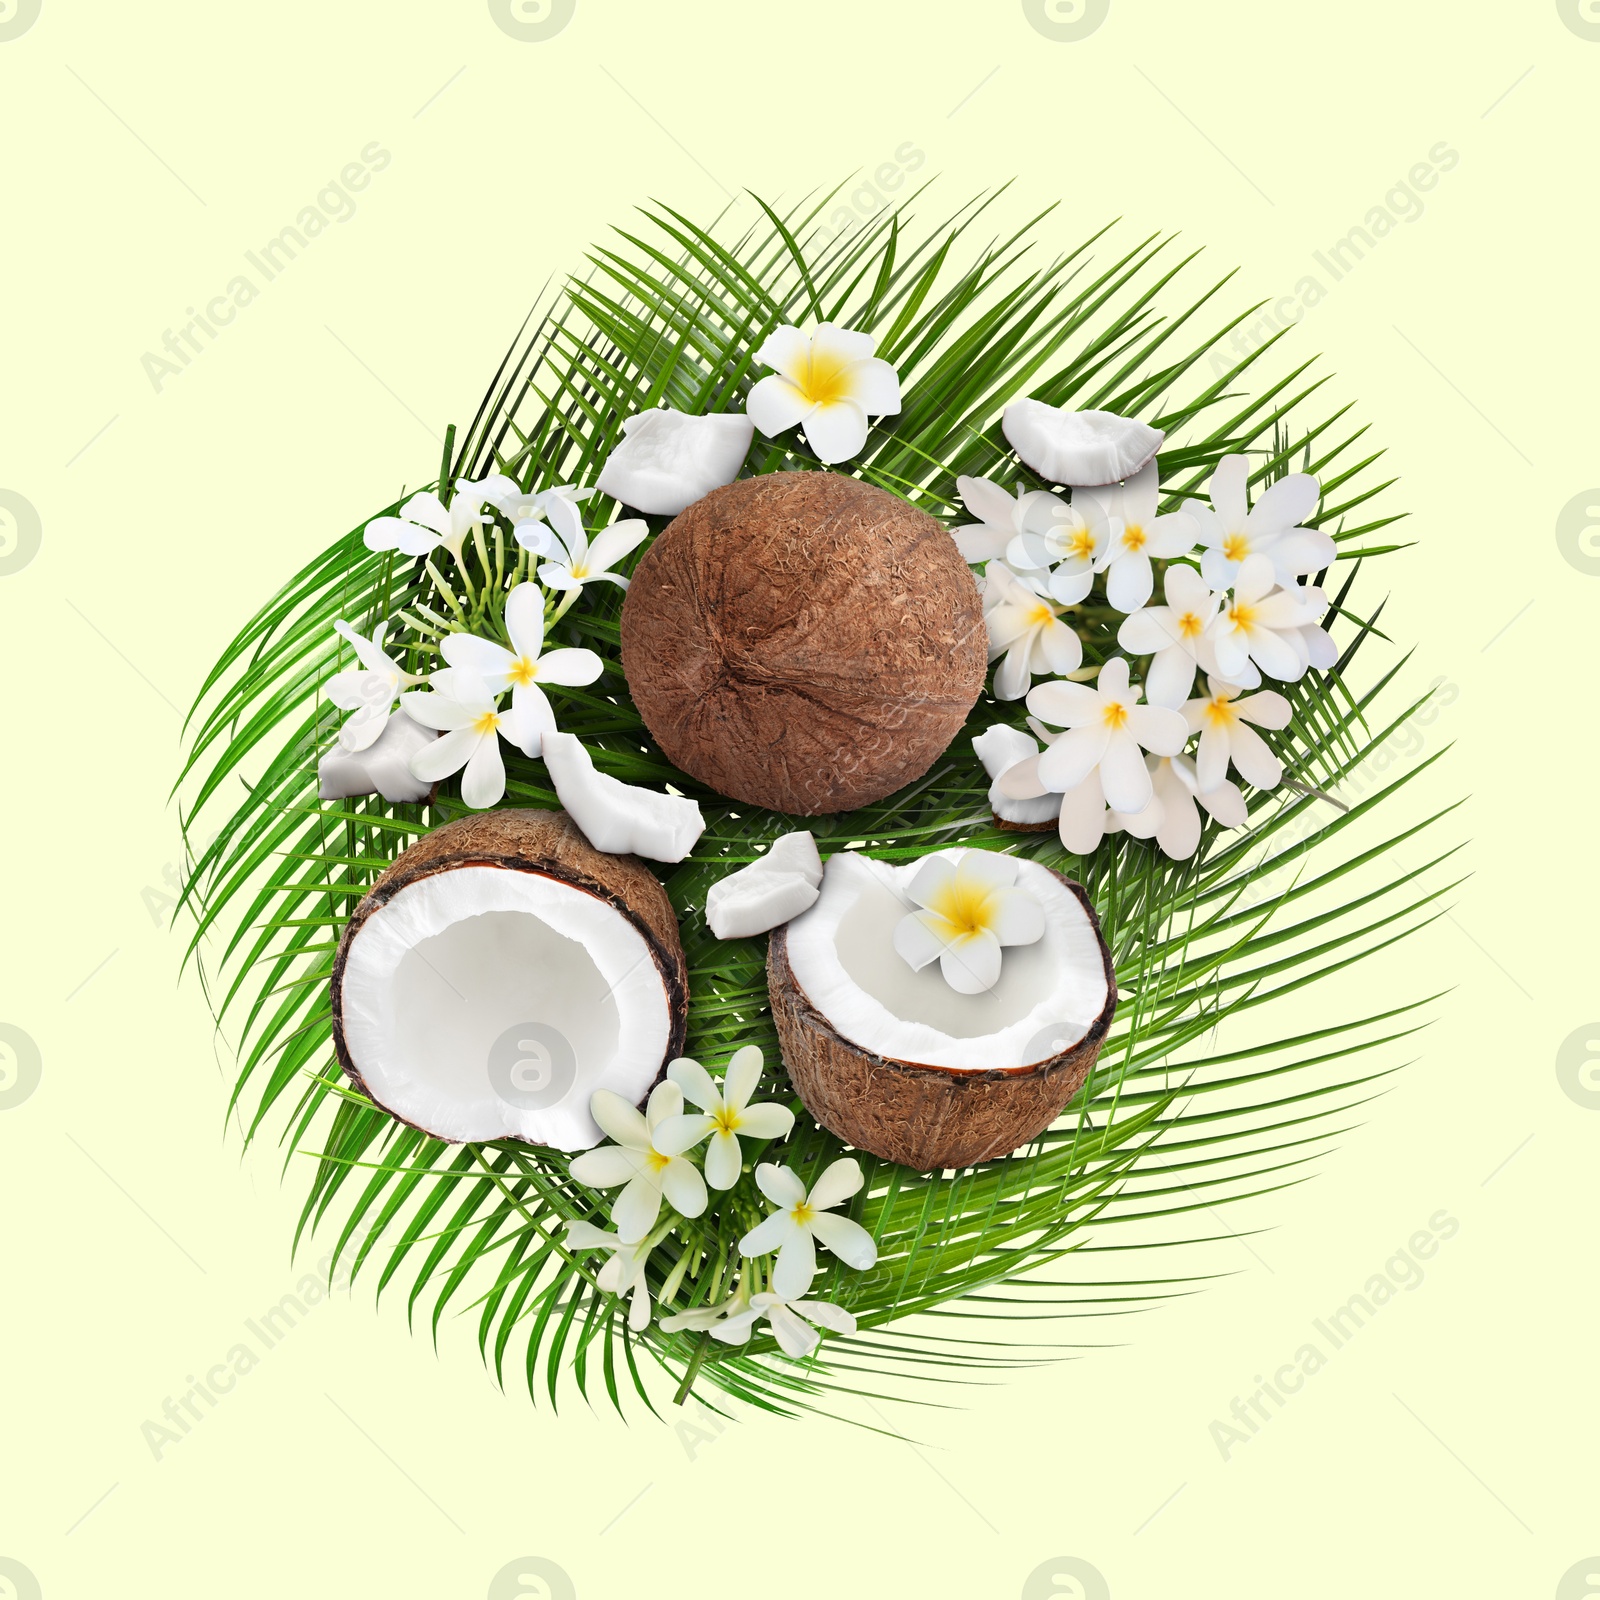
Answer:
[{"left": 176, "top": 185, "right": 1454, "bottom": 1421}]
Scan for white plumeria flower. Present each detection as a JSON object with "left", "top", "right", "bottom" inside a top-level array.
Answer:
[
  {"left": 1206, "top": 555, "right": 1324, "bottom": 684},
  {"left": 538, "top": 515, "right": 650, "bottom": 593},
  {"left": 436, "top": 583, "right": 601, "bottom": 760},
  {"left": 565, "top": 1220, "right": 658, "bottom": 1332},
  {"left": 399, "top": 670, "right": 534, "bottom": 809},
  {"left": 746, "top": 322, "right": 901, "bottom": 465},
  {"left": 951, "top": 474, "right": 1070, "bottom": 568},
  {"left": 657, "top": 1279, "right": 755, "bottom": 1337},
  {"left": 710, "top": 1290, "right": 857, "bottom": 1360},
  {"left": 983, "top": 562, "right": 1083, "bottom": 701},
  {"left": 999, "top": 749, "right": 1161, "bottom": 857},
  {"left": 1182, "top": 678, "right": 1292, "bottom": 792},
  {"left": 363, "top": 487, "right": 491, "bottom": 563},
  {"left": 975, "top": 483, "right": 1102, "bottom": 607},
  {"left": 651, "top": 1047, "right": 796, "bottom": 1191},
  {"left": 1026, "top": 656, "right": 1189, "bottom": 816},
  {"left": 1115, "top": 563, "right": 1226, "bottom": 709},
  {"left": 1185, "top": 454, "right": 1334, "bottom": 591},
  {"left": 892, "top": 848, "right": 1046, "bottom": 995},
  {"left": 569, "top": 1082, "right": 708, "bottom": 1244},
  {"left": 325, "top": 619, "right": 424, "bottom": 752},
  {"left": 1073, "top": 460, "right": 1199, "bottom": 612},
  {"left": 505, "top": 484, "right": 592, "bottom": 560},
  {"left": 1148, "top": 752, "right": 1247, "bottom": 861},
  {"left": 739, "top": 1158, "right": 877, "bottom": 1301}
]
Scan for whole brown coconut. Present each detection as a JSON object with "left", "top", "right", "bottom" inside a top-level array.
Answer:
[
  {"left": 767, "top": 870, "right": 1116, "bottom": 1171},
  {"left": 619, "top": 472, "right": 988, "bottom": 815}
]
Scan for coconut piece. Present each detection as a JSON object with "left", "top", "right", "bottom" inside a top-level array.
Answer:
[
  {"left": 318, "top": 713, "right": 438, "bottom": 803},
  {"left": 768, "top": 849, "right": 1114, "bottom": 1170},
  {"left": 1002, "top": 400, "right": 1163, "bottom": 488},
  {"left": 331, "top": 809, "right": 689, "bottom": 1150},
  {"left": 541, "top": 731, "right": 705, "bottom": 863},
  {"left": 705, "top": 830, "right": 824, "bottom": 939},
  {"left": 972, "top": 725, "right": 1060, "bottom": 832},
  {"left": 619, "top": 472, "right": 988, "bottom": 815},
  {"left": 595, "top": 407, "right": 755, "bottom": 516}
]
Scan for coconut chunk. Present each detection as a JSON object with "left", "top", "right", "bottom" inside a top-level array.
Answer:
[
  {"left": 541, "top": 732, "right": 705, "bottom": 863},
  {"left": 1002, "top": 400, "right": 1163, "bottom": 487},
  {"left": 705, "top": 830, "right": 824, "bottom": 939},
  {"left": 318, "top": 712, "right": 437, "bottom": 803},
  {"left": 332, "top": 810, "right": 689, "bottom": 1150},
  {"left": 768, "top": 847, "right": 1115, "bottom": 1169},
  {"left": 595, "top": 407, "right": 754, "bottom": 516}
]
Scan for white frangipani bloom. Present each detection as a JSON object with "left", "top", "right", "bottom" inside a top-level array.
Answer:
[
  {"left": 983, "top": 562, "right": 1083, "bottom": 701},
  {"left": 325, "top": 619, "right": 424, "bottom": 751},
  {"left": 998, "top": 754, "right": 1161, "bottom": 856},
  {"left": 363, "top": 488, "right": 491, "bottom": 563},
  {"left": 1182, "top": 678, "right": 1292, "bottom": 792},
  {"left": 399, "top": 671, "right": 532, "bottom": 809},
  {"left": 1148, "top": 752, "right": 1247, "bottom": 861},
  {"left": 1115, "top": 563, "right": 1226, "bottom": 709},
  {"left": 950, "top": 475, "right": 1070, "bottom": 567},
  {"left": 738, "top": 1159, "right": 877, "bottom": 1300},
  {"left": 1205, "top": 555, "right": 1324, "bottom": 684},
  {"left": 1185, "top": 454, "right": 1334, "bottom": 591},
  {"left": 657, "top": 1279, "right": 755, "bottom": 1337},
  {"left": 1026, "top": 656, "right": 1189, "bottom": 815},
  {"left": 892, "top": 849, "right": 1046, "bottom": 995},
  {"left": 710, "top": 1290, "right": 857, "bottom": 1359},
  {"left": 565, "top": 1220, "right": 659, "bottom": 1332},
  {"left": 500, "top": 483, "right": 591, "bottom": 559},
  {"left": 437, "top": 583, "right": 601, "bottom": 759},
  {"left": 569, "top": 1081, "right": 709, "bottom": 1244},
  {"left": 1074, "top": 461, "right": 1199, "bottom": 613},
  {"left": 746, "top": 323, "right": 901, "bottom": 465},
  {"left": 651, "top": 1047, "right": 796, "bottom": 1191},
  {"left": 538, "top": 515, "right": 650, "bottom": 593}
]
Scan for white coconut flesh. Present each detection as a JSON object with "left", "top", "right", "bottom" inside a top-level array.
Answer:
[
  {"left": 338, "top": 864, "right": 673, "bottom": 1149},
  {"left": 783, "top": 850, "right": 1110, "bottom": 1072}
]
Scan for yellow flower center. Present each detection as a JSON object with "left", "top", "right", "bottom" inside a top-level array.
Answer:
[
  {"left": 1226, "top": 600, "right": 1257, "bottom": 631},
  {"left": 1122, "top": 523, "right": 1146, "bottom": 552},
  {"left": 646, "top": 1150, "right": 671, "bottom": 1174},
  {"left": 713, "top": 1106, "right": 740, "bottom": 1135},
  {"left": 472, "top": 710, "right": 501, "bottom": 737},
  {"left": 1222, "top": 531, "right": 1250, "bottom": 562},
  {"left": 790, "top": 1201, "right": 817, "bottom": 1226},
  {"left": 1177, "top": 609, "right": 1204, "bottom": 639},
  {"left": 796, "top": 346, "right": 852, "bottom": 407},
  {"left": 925, "top": 875, "right": 999, "bottom": 941},
  {"left": 1102, "top": 700, "right": 1129, "bottom": 730},
  {"left": 506, "top": 655, "right": 539, "bottom": 686},
  {"left": 1026, "top": 600, "right": 1057, "bottom": 629},
  {"left": 1066, "top": 527, "right": 1096, "bottom": 560},
  {"left": 1205, "top": 695, "right": 1240, "bottom": 728}
]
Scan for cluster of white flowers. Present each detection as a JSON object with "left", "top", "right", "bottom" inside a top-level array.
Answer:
[
  {"left": 562, "top": 1047, "right": 876, "bottom": 1358},
  {"left": 962, "top": 442, "right": 1336, "bottom": 860}
]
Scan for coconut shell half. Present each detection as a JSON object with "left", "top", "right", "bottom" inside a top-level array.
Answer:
[
  {"left": 331, "top": 809, "right": 688, "bottom": 1151},
  {"left": 619, "top": 471, "right": 988, "bottom": 815},
  {"left": 767, "top": 854, "right": 1115, "bottom": 1171}
]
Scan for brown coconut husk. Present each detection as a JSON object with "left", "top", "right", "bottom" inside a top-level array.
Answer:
[
  {"left": 619, "top": 472, "right": 988, "bottom": 815},
  {"left": 330, "top": 808, "right": 688, "bottom": 1136},
  {"left": 767, "top": 874, "right": 1116, "bottom": 1171}
]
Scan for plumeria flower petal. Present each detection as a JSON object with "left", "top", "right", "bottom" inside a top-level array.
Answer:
[
  {"left": 1188, "top": 454, "right": 1334, "bottom": 590},
  {"left": 738, "top": 1157, "right": 876, "bottom": 1301},
  {"left": 1182, "top": 678, "right": 1292, "bottom": 793},
  {"left": 1206, "top": 555, "right": 1325, "bottom": 684},
  {"left": 650, "top": 1047, "right": 795, "bottom": 1191},
  {"left": 746, "top": 323, "right": 901, "bottom": 466},
  {"left": 1027, "top": 656, "right": 1189, "bottom": 815},
  {"left": 1073, "top": 461, "right": 1198, "bottom": 614},
  {"left": 326, "top": 619, "right": 423, "bottom": 752},
  {"left": 569, "top": 1081, "right": 707, "bottom": 1244},
  {"left": 564, "top": 1220, "right": 657, "bottom": 1331},
  {"left": 952, "top": 475, "right": 1072, "bottom": 567},
  {"left": 538, "top": 516, "right": 650, "bottom": 592},
  {"left": 982, "top": 563, "right": 1083, "bottom": 700},
  {"left": 893, "top": 849, "right": 1046, "bottom": 995},
  {"left": 398, "top": 669, "right": 541, "bottom": 810},
  {"left": 1115, "top": 563, "right": 1227, "bottom": 710},
  {"left": 364, "top": 487, "right": 492, "bottom": 564}
]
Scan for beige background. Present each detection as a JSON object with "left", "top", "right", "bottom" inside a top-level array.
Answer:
[{"left": 2, "top": 1, "right": 1596, "bottom": 1596}]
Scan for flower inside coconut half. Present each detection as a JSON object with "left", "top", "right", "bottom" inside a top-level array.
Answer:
[
  {"left": 332, "top": 811, "right": 688, "bottom": 1151},
  {"left": 768, "top": 848, "right": 1115, "bottom": 1171}
]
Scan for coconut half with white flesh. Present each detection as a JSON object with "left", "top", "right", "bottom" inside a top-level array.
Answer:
[
  {"left": 768, "top": 849, "right": 1115, "bottom": 1171},
  {"left": 331, "top": 809, "right": 688, "bottom": 1151}
]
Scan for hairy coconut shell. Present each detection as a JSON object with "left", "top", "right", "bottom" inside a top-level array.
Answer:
[
  {"left": 767, "top": 873, "right": 1115, "bottom": 1171},
  {"left": 330, "top": 808, "right": 688, "bottom": 1138},
  {"left": 619, "top": 472, "right": 988, "bottom": 815}
]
